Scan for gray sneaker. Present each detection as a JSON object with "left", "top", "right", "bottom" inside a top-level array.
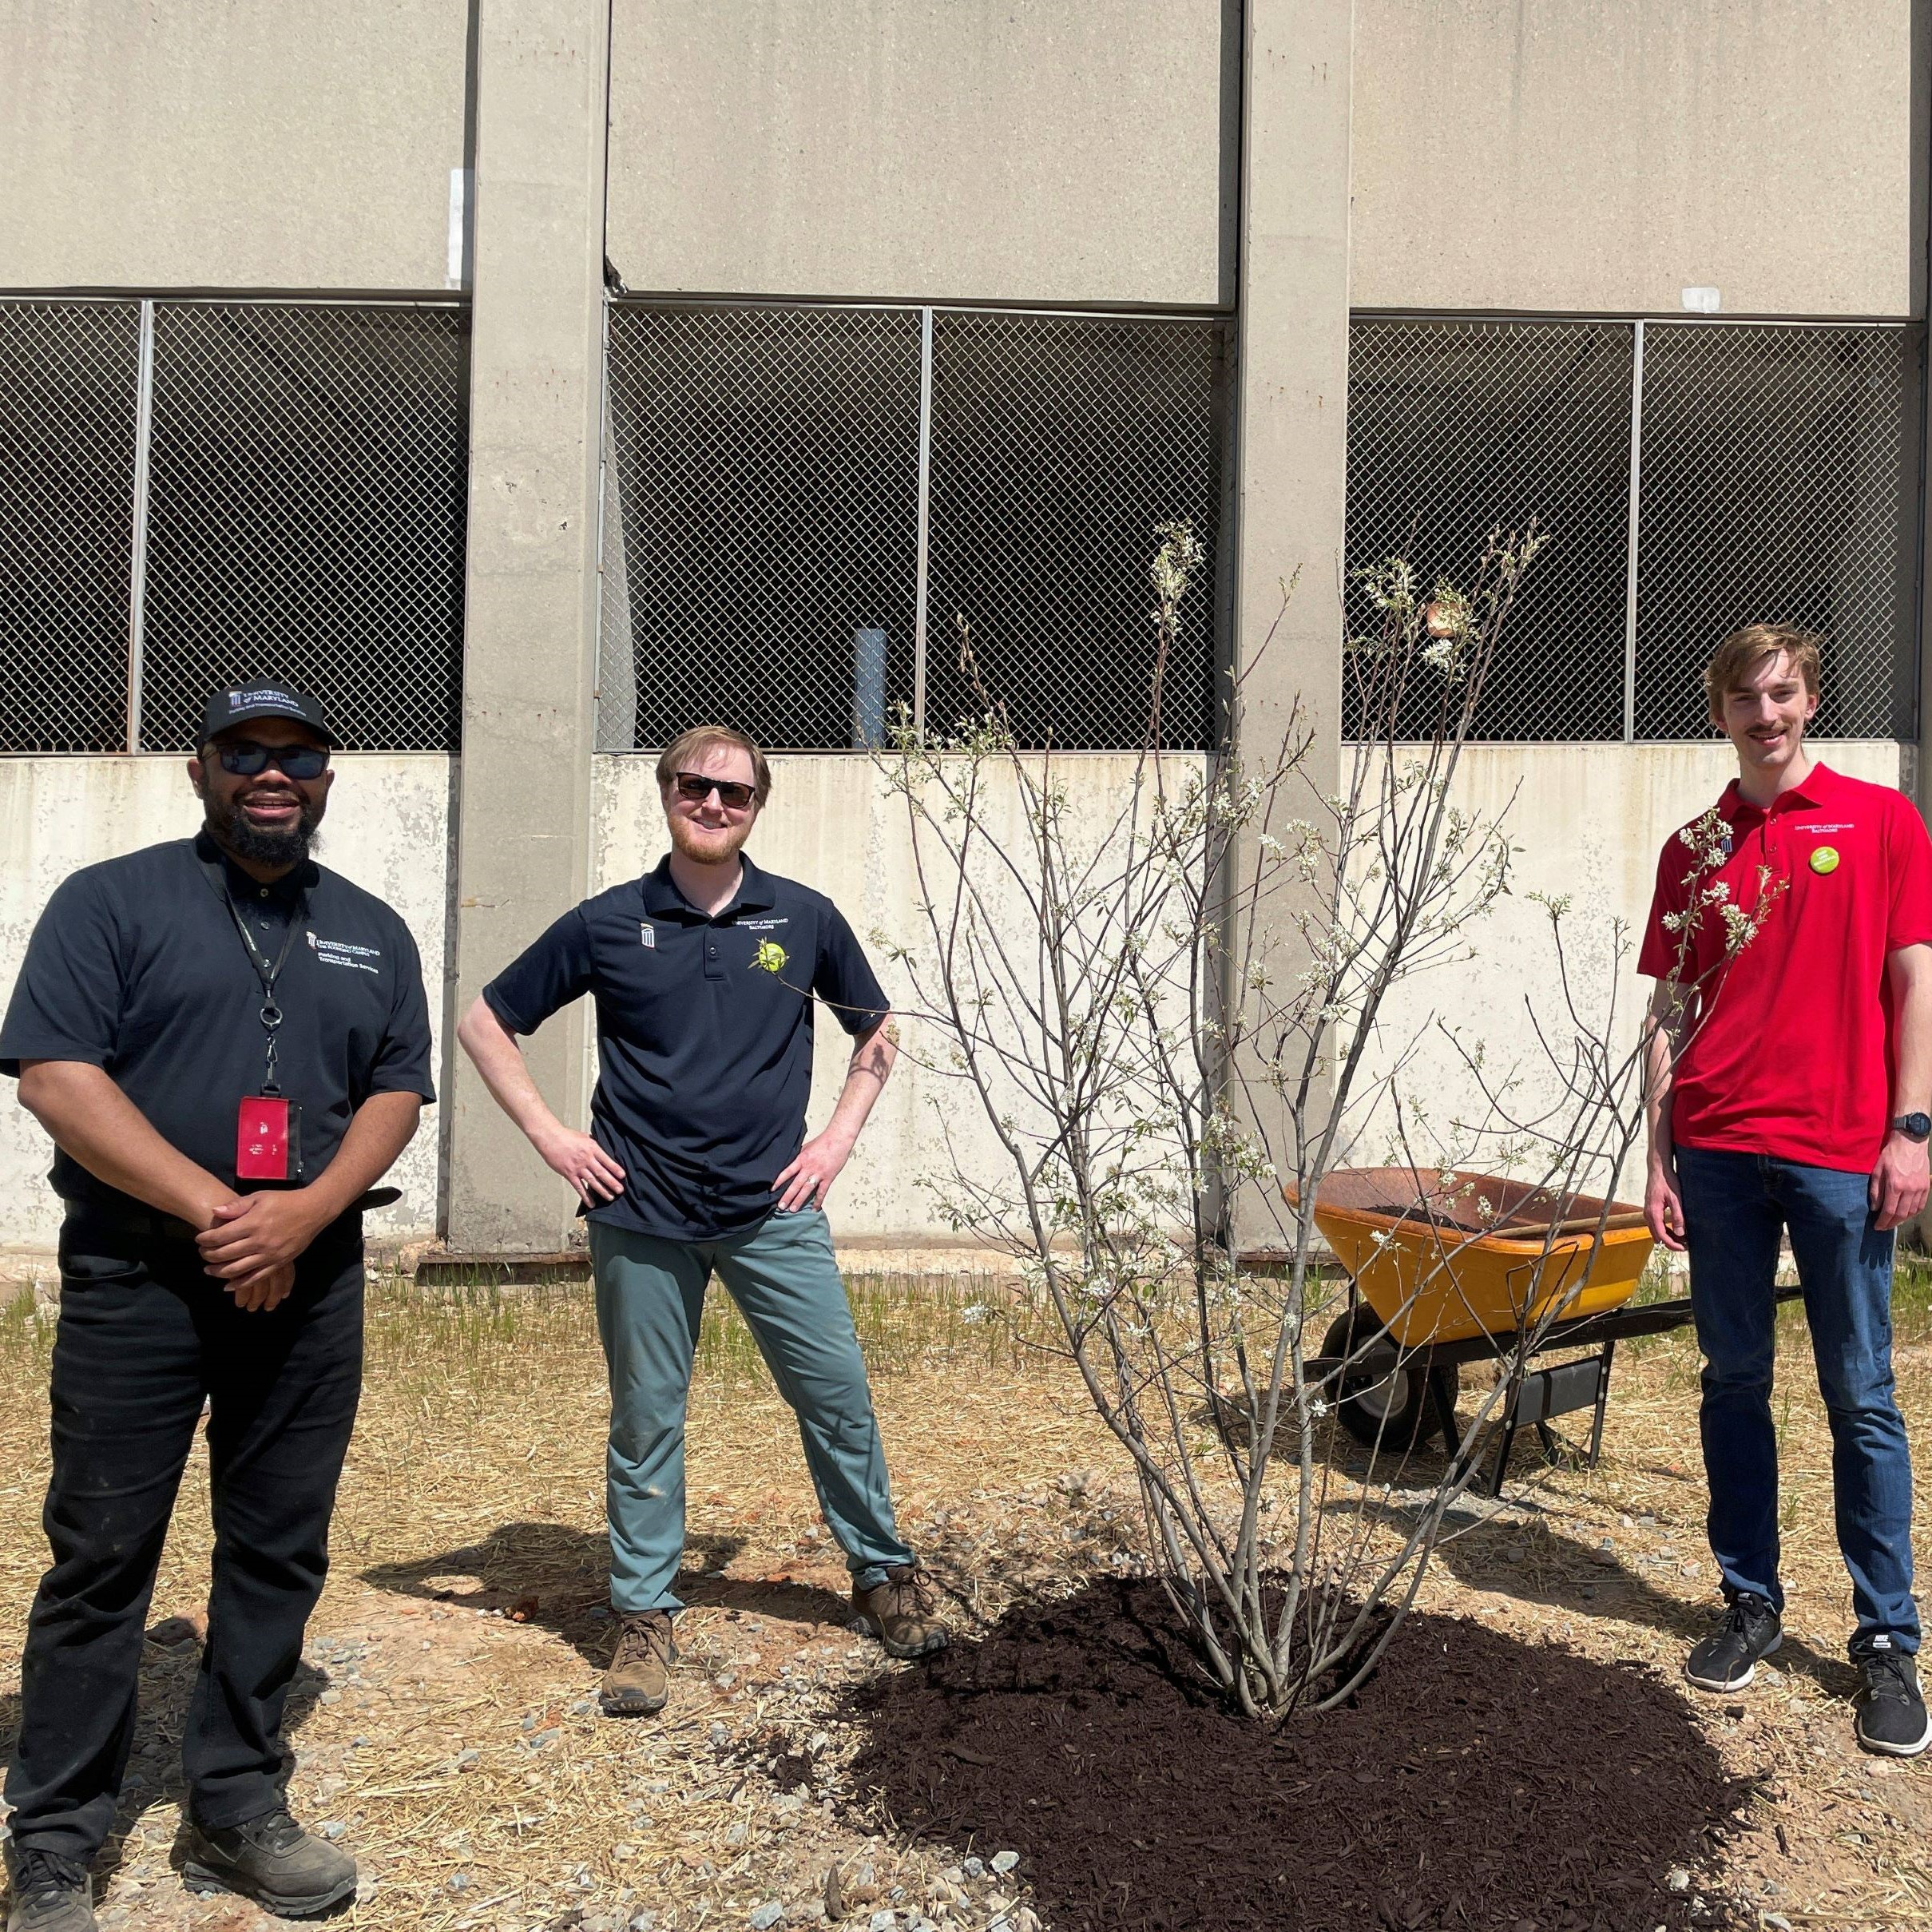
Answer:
[
  {"left": 182, "top": 1807, "right": 357, "bottom": 1918},
  {"left": 5, "top": 1847, "right": 95, "bottom": 1932}
]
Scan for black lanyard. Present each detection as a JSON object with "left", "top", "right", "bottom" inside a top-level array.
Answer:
[{"left": 199, "top": 855, "right": 309, "bottom": 1096}]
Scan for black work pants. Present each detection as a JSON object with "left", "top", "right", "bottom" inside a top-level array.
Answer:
[{"left": 6, "top": 1211, "right": 363, "bottom": 1863}]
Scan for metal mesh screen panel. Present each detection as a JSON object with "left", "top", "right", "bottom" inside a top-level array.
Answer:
[
  {"left": 0, "top": 302, "right": 139, "bottom": 752},
  {"left": 601, "top": 303, "right": 922, "bottom": 752},
  {"left": 1633, "top": 324, "right": 1917, "bottom": 740},
  {"left": 137, "top": 303, "right": 468, "bottom": 752},
  {"left": 923, "top": 311, "right": 1224, "bottom": 749},
  {"left": 1344, "top": 319, "right": 1634, "bottom": 741}
]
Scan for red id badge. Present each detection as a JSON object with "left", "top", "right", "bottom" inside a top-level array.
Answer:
[{"left": 236, "top": 1096, "right": 302, "bottom": 1180}]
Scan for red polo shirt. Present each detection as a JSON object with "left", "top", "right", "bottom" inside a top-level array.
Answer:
[{"left": 1637, "top": 762, "right": 1932, "bottom": 1172}]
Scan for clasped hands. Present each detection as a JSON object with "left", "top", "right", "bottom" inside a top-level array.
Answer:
[{"left": 196, "top": 1188, "right": 331, "bottom": 1313}]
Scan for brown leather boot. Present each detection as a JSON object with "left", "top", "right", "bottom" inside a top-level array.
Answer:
[
  {"left": 852, "top": 1562, "right": 950, "bottom": 1659},
  {"left": 601, "top": 1609, "right": 676, "bottom": 1716}
]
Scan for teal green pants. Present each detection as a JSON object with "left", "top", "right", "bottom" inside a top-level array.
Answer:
[{"left": 588, "top": 1208, "right": 914, "bottom": 1614}]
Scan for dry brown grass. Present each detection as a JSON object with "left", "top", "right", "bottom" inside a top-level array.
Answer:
[{"left": 0, "top": 1264, "right": 1929, "bottom": 1929}]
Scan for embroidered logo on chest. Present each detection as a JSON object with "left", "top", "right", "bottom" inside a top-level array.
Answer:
[
  {"left": 640, "top": 922, "right": 657, "bottom": 949},
  {"left": 305, "top": 933, "right": 382, "bottom": 974}
]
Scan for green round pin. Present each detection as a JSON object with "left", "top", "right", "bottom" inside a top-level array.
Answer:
[{"left": 1811, "top": 846, "right": 1840, "bottom": 875}]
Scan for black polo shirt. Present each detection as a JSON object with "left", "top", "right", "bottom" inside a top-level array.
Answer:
[
  {"left": 0, "top": 831, "right": 435, "bottom": 1214},
  {"left": 482, "top": 853, "right": 890, "bottom": 1242}
]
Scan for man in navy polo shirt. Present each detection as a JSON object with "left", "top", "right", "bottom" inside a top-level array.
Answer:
[
  {"left": 0, "top": 685, "right": 434, "bottom": 1930},
  {"left": 1641, "top": 624, "right": 1932, "bottom": 1755},
  {"left": 458, "top": 723, "right": 946, "bottom": 1718}
]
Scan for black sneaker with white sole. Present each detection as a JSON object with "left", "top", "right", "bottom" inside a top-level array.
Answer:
[
  {"left": 1853, "top": 1648, "right": 1931, "bottom": 1757},
  {"left": 1684, "top": 1591, "right": 1783, "bottom": 1692}
]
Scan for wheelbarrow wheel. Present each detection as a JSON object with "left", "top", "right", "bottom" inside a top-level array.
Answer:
[{"left": 1322, "top": 1307, "right": 1456, "bottom": 1451}]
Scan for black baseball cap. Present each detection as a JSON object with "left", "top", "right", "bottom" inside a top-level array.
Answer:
[{"left": 199, "top": 683, "right": 339, "bottom": 748}]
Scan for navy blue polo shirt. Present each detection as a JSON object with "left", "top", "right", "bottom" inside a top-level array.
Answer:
[
  {"left": 482, "top": 853, "right": 891, "bottom": 1242},
  {"left": 0, "top": 832, "right": 435, "bottom": 1213}
]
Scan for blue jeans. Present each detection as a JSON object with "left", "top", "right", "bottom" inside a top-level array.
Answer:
[
  {"left": 587, "top": 1209, "right": 914, "bottom": 1614},
  {"left": 1675, "top": 1144, "right": 1918, "bottom": 1657}
]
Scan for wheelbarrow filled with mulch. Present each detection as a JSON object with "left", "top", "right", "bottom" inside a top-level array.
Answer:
[{"left": 1279, "top": 1166, "right": 1775, "bottom": 1495}]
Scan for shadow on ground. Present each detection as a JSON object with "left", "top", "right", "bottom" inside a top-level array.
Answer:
[
  {"left": 1340, "top": 1425, "right": 1859, "bottom": 1701},
  {"left": 831, "top": 1577, "right": 1754, "bottom": 1932},
  {"left": 0, "top": 1629, "right": 325, "bottom": 1896},
  {"left": 364, "top": 1522, "right": 854, "bottom": 1669}
]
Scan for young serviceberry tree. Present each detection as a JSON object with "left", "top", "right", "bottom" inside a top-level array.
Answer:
[{"left": 875, "top": 519, "right": 1760, "bottom": 1718}]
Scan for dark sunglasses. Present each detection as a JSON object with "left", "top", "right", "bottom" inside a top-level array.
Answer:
[
  {"left": 672, "top": 771, "right": 756, "bottom": 811},
  {"left": 215, "top": 741, "right": 331, "bottom": 780}
]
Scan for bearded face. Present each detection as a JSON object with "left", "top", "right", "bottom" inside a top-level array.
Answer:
[{"left": 661, "top": 748, "right": 760, "bottom": 867}]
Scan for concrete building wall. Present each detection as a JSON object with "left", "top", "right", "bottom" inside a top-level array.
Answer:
[
  {"left": 587, "top": 744, "right": 1921, "bottom": 1247},
  {"left": 0, "top": 756, "right": 454, "bottom": 1256},
  {"left": 605, "top": 0, "right": 1233, "bottom": 305},
  {"left": 0, "top": 0, "right": 467, "bottom": 292},
  {"left": 592, "top": 752, "right": 1204, "bottom": 1243},
  {"left": 1351, "top": 0, "right": 1922, "bottom": 317},
  {"left": 0, "top": 743, "right": 1914, "bottom": 1256},
  {"left": 1362, "top": 740, "right": 1911, "bottom": 1188}
]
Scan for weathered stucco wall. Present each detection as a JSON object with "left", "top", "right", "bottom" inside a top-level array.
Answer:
[
  {"left": 1359, "top": 740, "right": 1911, "bottom": 1189},
  {"left": 0, "top": 0, "right": 467, "bottom": 291},
  {"left": 4, "top": 744, "right": 1910, "bottom": 1257},
  {"left": 605, "top": 0, "right": 1232, "bottom": 305},
  {"left": 592, "top": 752, "right": 1202, "bottom": 1244},
  {"left": 1351, "top": 0, "right": 1921, "bottom": 317},
  {"left": 590, "top": 744, "right": 1914, "bottom": 1241},
  {"left": 0, "top": 756, "right": 454, "bottom": 1255}
]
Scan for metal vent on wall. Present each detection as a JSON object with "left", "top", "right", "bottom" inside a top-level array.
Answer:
[
  {"left": 1345, "top": 316, "right": 1918, "bottom": 743},
  {"left": 0, "top": 298, "right": 468, "bottom": 755},
  {"left": 599, "top": 301, "right": 1227, "bottom": 753}
]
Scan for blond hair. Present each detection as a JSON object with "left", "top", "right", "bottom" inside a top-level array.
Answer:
[
  {"left": 1703, "top": 623, "right": 1822, "bottom": 714},
  {"left": 655, "top": 724, "right": 772, "bottom": 807}
]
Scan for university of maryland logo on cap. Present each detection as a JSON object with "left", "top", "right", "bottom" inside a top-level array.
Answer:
[{"left": 229, "top": 686, "right": 300, "bottom": 714}]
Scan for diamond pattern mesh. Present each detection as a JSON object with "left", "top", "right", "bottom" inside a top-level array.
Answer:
[
  {"left": 923, "top": 310, "right": 1224, "bottom": 749},
  {"left": 600, "top": 302, "right": 1227, "bottom": 752},
  {"left": 137, "top": 303, "right": 468, "bottom": 752},
  {"left": 1345, "top": 317, "right": 1918, "bottom": 743},
  {"left": 0, "top": 302, "right": 140, "bottom": 752},
  {"left": 1345, "top": 319, "right": 1634, "bottom": 741},
  {"left": 601, "top": 303, "right": 922, "bottom": 752},
  {"left": 1633, "top": 324, "right": 1916, "bottom": 740}
]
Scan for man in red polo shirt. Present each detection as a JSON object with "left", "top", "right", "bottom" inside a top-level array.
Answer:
[{"left": 1640, "top": 623, "right": 1932, "bottom": 1755}]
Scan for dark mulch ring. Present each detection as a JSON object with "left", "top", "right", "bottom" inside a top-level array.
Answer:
[{"left": 834, "top": 1579, "right": 1754, "bottom": 1932}]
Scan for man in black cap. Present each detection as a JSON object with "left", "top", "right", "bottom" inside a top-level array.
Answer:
[{"left": 0, "top": 685, "right": 434, "bottom": 1930}]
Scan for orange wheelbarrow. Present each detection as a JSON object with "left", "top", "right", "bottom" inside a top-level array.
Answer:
[{"left": 1281, "top": 1166, "right": 1764, "bottom": 1495}]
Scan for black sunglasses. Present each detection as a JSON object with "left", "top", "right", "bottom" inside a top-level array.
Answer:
[
  {"left": 672, "top": 771, "right": 756, "bottom": 811},
  {"left": 215, "top": 741, "right": 331, "bottom": 780}
]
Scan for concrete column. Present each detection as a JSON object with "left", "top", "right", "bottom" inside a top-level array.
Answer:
[
  {"left": 1228, "top": 0, "right": 1353, "bottom": 1252},
  {"left": 446, "top": 0, "right": 610, "bottom": 1251}
]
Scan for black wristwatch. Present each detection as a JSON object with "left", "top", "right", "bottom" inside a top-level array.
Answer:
[{"left": 1893, "top": 1112, "right": 1932, "bottom": 1142}]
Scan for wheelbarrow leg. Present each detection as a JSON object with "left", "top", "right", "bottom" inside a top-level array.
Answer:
[
  {"left": 1487, "top": 1411, "right": 1518, "bottom": 1498},
  {"left": 1587, "top": 1339, "right": 1617, "bottom": 1468},
  {"left": 1427, "top": 1365, "right": 1460, "bottom": 1458}
]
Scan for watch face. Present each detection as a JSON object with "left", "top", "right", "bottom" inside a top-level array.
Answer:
[{"left": 1904, "top": 1114, "right": 1932, "bottom": 1139}]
